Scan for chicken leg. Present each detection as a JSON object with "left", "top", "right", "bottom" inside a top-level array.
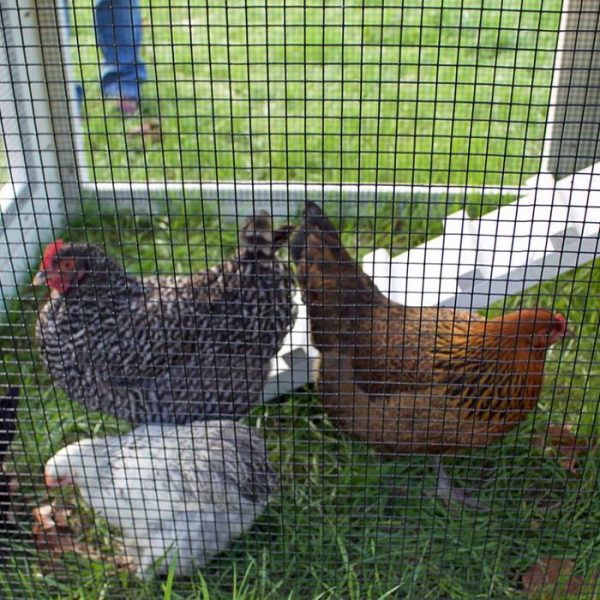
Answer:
[{"left": 430, "top": 456, "right": 490, "bottom": 513}]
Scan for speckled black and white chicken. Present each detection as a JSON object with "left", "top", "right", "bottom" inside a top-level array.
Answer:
[
  {"left": 34, "top": 212, "right": 297, "bottom": 424},
  {"left": 44, "top": 420, "right": 277, "bottom": 578}
]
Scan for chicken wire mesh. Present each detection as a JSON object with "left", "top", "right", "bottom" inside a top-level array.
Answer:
[{"left": 0, "top": 0, "right": 599, "bottom": 598}]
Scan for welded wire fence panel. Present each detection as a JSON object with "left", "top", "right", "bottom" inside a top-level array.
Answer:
[{"left": 1, "top": 1, "right": 600, "bottom": 599}]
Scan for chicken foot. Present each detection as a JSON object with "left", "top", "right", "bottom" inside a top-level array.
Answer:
[{"left": 431, "top": 456, "right": 490, "bottom": 513}]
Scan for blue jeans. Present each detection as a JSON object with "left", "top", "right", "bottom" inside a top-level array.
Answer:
[
  {"left": 62, "top": 0, "right": 147, "bottom": 102},
  {"left": 95, "top": 0, "right": 147, "bottom": 101}
]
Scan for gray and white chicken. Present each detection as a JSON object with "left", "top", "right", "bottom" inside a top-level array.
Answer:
[
  {"left": 34, "top": 212, "right": 297, "bottom": 424},
  {"left": 44, "top": 420, "right": 277, "bottom": 578}
]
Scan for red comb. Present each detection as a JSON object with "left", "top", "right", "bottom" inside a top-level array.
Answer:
[{"left": 42, "top": 239, "right": 65, "bottom": 269}]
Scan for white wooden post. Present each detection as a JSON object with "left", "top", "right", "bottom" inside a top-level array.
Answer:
[
  {"left": 0, "top": 0, "right": 79, "bottom": 303},
  {"left": 543, "top": 0, "right": 600, "bottom": 177}
]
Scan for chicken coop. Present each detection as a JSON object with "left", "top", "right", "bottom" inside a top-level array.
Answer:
[{"left": 1, "top": 0, "right": 600, "bottom": 597}]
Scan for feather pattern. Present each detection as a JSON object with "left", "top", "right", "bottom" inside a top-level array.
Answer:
[
  {"left": 35, "top": 213, "right": 297, "bottom": 424},
  {"left": 289, "top": 202, "right": 481, "bottom": 395},
  {"left": 44, "top": 420, "right": 277, "bottom": 578},
  {"left": 292, "top": 202, "right": 570, "bottom": 455}
]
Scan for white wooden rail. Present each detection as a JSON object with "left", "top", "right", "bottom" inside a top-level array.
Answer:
[{"left": 363, "top": 164, "right": 600, "bottom": 310}]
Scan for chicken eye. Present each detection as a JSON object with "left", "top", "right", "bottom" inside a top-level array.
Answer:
[{"left": 59, "top": 258, "right": 76, "bottom": 271}]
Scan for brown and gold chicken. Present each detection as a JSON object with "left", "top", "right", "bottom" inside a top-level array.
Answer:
[{"left": 291, "top": 202, "right": 572, "bottom": 508}]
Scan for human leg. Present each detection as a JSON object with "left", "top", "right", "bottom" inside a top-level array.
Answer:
[{"left": 94, "top": 0, "right": 147, "bottom": 106}]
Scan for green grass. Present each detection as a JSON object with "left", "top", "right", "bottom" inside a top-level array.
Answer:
[
  {"left": 2, "top": 198, "right": 600, "bottom": 599},
  {"left": 68, "top": 0, "right": 562, "bottom": 186}
]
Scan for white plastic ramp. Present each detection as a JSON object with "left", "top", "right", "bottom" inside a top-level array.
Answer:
[{"left": 263, "top": 291, "right": 320, "bottom": 402}]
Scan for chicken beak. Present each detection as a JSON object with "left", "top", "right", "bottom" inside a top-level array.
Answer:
[
  {"left": 564, "top": 326, "right": 575, "bottom": 339},
  {"left": 32, "top": 270, "right": 48, "bottom": 287}
]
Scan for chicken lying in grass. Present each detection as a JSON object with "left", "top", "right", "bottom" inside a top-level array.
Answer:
[
  {"left": 44, "top": 420, "right": 277, "bottom": 579},
  {"left": 34, "top": 212, "right": 297, "bottom": 424},
  {"left": 291, "top": 202, "right": 572, "bottom": 509}
]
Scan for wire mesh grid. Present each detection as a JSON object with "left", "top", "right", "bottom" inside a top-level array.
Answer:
[{"left": 0, "top": 0, "right": 599, "bottom": 598}]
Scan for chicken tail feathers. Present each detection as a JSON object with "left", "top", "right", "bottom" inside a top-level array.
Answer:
[
  {"left": 304, "top": 201, "right": 340, "bottom": 235},
  {"left": 239, "top": 211, "right": 294, "bottom": 258},
  {"left": 290, "top": 201, "right": 355, "bottom": 267},
  {"left": 290, "top": 202, "right": 387, "bottom": 351}
]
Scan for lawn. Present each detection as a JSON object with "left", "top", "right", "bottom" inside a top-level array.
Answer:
[
  {"left": 68, "top": 0, "right": 562, "bottom": 187},
  {"left": 4, "top": 0, "right": 600, "bottom": 598}
]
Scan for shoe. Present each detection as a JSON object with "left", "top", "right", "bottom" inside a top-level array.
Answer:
[{"left": 118, "top": 99, "right": 139, "bottom": 114}]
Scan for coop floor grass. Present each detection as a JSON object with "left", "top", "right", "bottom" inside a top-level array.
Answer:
[{"left": 1, "top": 198, "right": 600, "bottom": 598}]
